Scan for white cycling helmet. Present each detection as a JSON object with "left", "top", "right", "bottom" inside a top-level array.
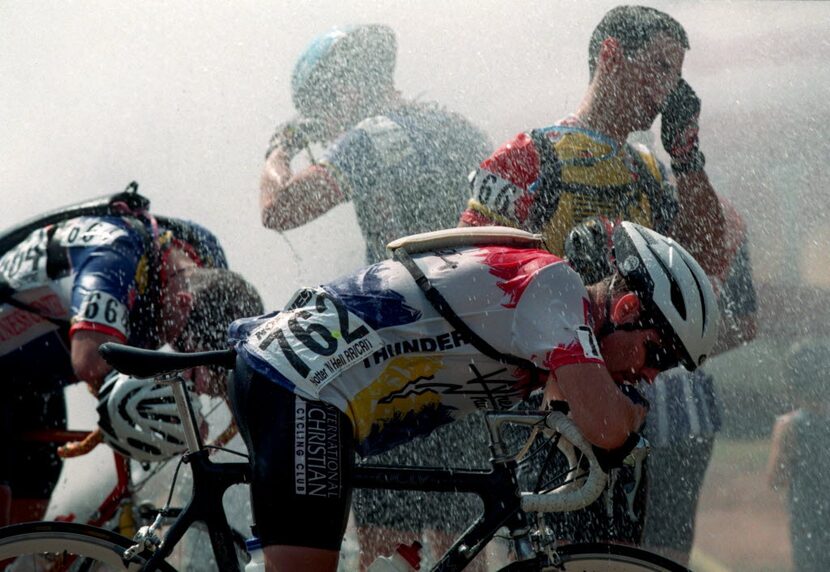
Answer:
[
  {"left": 97, "top": 372, "right": 204, "bottom": 462},
  {"left": 612, "top": 222, "right": 719, "bottom": 370}
]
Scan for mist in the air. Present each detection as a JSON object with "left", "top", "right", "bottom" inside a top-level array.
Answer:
[{"left": 2, "top": 1, "right": 829, "bottom": 569}]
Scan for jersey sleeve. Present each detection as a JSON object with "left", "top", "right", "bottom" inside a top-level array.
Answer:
[
  {"left": 322, "top": 115, "right": 416, "bottom": 200},
  {"left": 460, "top": 132, "right": 540, "bottom": 228},
  {"left": 510, "top": 261, "right": 605, "bottom": 372},
  {"left": 66, "top": 219, "right": 147, "bottom": 342}
]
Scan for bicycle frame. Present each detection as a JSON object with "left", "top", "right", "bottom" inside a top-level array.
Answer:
[
  {"left": 134, "top": 434, "right": 540, "bottom": 572},
  {"left": 136, "top": 450, "right": 251, "bottom": 571},
  {"left": 97, "top": 342, "right": 604, "bottom": 572},
  {"left": 354, "top": 462, "right": 534, "bottom": 571}
]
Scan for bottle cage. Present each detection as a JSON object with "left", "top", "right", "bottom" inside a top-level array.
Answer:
[
  {"left": 388, "top": 227, "right": 548, "bottom": 387},
  {"left": 0, "top": 181, "right": 153, "bottom": 330}
]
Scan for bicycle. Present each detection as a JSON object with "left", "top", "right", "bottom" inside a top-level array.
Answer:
[
  {"left": 0, "top": 343, "right": 690, "bottom": 571},
  {"left": 6, "top": 397, "right": 248, "bottom": 571}
]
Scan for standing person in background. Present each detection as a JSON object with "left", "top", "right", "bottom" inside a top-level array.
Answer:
[
  {"left": 258, "top": 24, "right": 491, "bottom": 568},
  {"left": 260, "top": 23, "right": 490, "bottom": 263},
  {"left": 639, "top": 198, "right": 757, "bottom": 565},
  {"left": 460, "top": 5, "right": 724, "bottom": 277},
  {"left": 459, "top": 4, "right": 728, "bottom": 545},
  {"left": 767, "top": 340, "right": 830, "bottom": 572}
]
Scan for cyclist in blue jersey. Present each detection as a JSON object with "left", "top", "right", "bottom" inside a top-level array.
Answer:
[
  {"left": 0, "top": 207, "right": 262, "bottom": 526},
  {"left": 258, "top": 23, "right": 491, "bottom": 566},
  {"left": 259, "top": 24, "right": 490, "bottom": 263},
  {"left": 227, "top": 224, "right": 719, "bottom": 571}
]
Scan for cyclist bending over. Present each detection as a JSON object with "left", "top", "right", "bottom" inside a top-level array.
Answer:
[
  {"left": 0, "top": 206, "right": 262, "bottom": 527},
  {"left": 227, "top": 223, "right": 719, "bottom": 571}
]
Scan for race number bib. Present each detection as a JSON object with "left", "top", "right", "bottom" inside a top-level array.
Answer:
[
  {"left": 246, "top": 288, "right": 382, "bottom": 399},
  {"left": 75, "top": 291, "right": 130, "bottom": 337},
  {"left": 0, "top": 228, "right": 49, "bottom": 289},
  {"left": 57, "top": 219, "right": 128, "bottom": 248},
  {"left": 470, "top": 168, "right": 524, "bottom": 221}
]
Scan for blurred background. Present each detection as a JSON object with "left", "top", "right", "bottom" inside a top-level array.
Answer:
[{"left": 2, "top": 1, "right": 829, "bottom": 569}]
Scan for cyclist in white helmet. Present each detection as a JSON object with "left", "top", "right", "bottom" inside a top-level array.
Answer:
[{"left": 227, "top": 224, "right": 719, "bottom": 572}]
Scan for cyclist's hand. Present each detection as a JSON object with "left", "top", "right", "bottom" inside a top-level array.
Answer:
[
  {"left": 618, "top": 383, "right": 650, "bottom": 410},
  {"left": 661, "top": 78, "right": 706, "bottom": 175},
  {"left": 619, "top": 383, "right": 649, "bottom": 430},
  {"left": 266, "top": 117, "right": 331, "bottom": 159}
]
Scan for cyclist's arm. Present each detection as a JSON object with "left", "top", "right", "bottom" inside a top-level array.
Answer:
[
  {"left": 459, "top": 132, "right": 537, "bottom": 228},
  {"left": 671, "top": 170, "right": 727, "bottom": 277},
  {"left": 64, "top": 220, "right": 142, "bottom": 392},
  {"left": 546, "top": 363, "right": 647, "bottom": 450},
  {"left": 766, "top": 411, "right": 795, "bottom": 490},
  {"left": 260, "top": 149, "right": 346, "bottom": 231},
  {"left": 71, "top": 330, "right": 121, "bottom": 393}
]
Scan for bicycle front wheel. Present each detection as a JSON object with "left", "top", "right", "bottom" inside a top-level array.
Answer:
[
  {"left": 0, "top": 521, "right": 177, "bottom": 572},
  {"left": 498, "top": 542, "right": 689, "bottom": 571}
]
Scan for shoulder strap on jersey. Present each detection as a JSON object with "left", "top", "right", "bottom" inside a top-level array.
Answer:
[
  {"left": 624, "top": 143, "right": 676, "bottom": 234},
  {"left": 526, "top": 129, "right": 563, "bottom": 233},
  {"left": 392, "top": 246, "right": 544, "bottom": 386}
]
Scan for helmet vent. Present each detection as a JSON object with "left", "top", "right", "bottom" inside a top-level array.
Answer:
[
  {"left": 669, "top": 278, "right": 687, "bottom": 320},
  {"left": 688, "top": 267, "right": 707, "bottom": 333}
]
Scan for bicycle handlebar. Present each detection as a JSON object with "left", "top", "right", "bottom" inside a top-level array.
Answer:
[
  {"left": 485, "top": 410, "right": 607, "bottom": 514},
  {"left": 58, "top": 428, "right": 104, "bottom": 458},
  {"left": 522, "top": 411, "right": 607, "bottom": 513}
]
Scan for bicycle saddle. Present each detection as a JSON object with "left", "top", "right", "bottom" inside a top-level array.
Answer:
[{"left": 99, "top": 342, "right": 236, "bottom": 378}]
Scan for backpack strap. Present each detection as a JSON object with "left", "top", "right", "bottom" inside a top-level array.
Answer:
[
  {"left": 392, "top": 246, "right": 544, "bottom": 387},
  {"left": 526, "top": 128, "right": 564, "bottom": 233},
  {"left": 624, "top": 143, "right": 677, "bottom": 234}
]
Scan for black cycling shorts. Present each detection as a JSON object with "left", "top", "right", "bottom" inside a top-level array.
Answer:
[
  {"left": 229, "top": 359, "right": 355, "bottom": 550},
  {"left": 0, "top": 382, "right": 67, "bottom": 499}
]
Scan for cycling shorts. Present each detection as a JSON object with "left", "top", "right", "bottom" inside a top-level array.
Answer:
[
  {"left": 229, "top": 358, "right": 355, "bottom": 550},
  {"left": 0, "top": 381, "right": 67, "bottom": 499}
]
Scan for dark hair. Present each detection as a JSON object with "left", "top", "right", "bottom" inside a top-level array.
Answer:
[
  {"left": 172, "top": 268, "right": 264, "bottom": 353},
  {"left": 588, "top": 5, "right": 690, "bottom": 77},
  {"left": 596, "top": 272, "right": 633, "bottom": 301}
]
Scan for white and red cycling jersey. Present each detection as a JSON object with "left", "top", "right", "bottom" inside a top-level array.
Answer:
[{"left": 231, "top": 245, "right": 605, "bottom": 456}]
